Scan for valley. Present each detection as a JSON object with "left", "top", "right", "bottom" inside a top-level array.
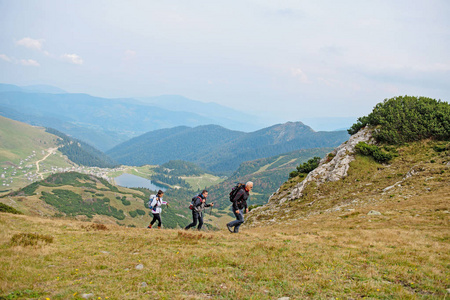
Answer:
[{"left": 0, "top": 95, "right": 449, "bottom": 298}]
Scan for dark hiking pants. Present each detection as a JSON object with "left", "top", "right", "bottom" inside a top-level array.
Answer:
[
  {"left": 185, "top": 211, "right": 204, "bottom": 230},
  {"left": 150, "top": 213, "right": 162, "bottom": 227}
]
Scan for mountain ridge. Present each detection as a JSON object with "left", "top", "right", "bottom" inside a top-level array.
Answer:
[
  {"left": 0, "top": 84, "right": 270, "bottom": 150},
  {"left": 107, "top": 122, "right": 349, "bottom": 174}
]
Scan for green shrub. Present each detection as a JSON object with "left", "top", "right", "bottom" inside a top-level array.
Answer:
[
  {"left": 40, "top": 189, "right": 125, "bottom": 220},
  {"left": 433, "top": 143, "right": 449, "bottom": 152},
  {"left": 129, "top": 210, "right": 138, "bottom": 218},
  {"left": 248, "top": 204, "right": 262, "bottom": 211},
  {"left": 348, "top": 96, "right": 450, "bottom": 144},
  {"left": 289, "top": 157, "right": 321, "bottom": 178},
  {"left": 121, "top": 199, "right": 131, "bottom": 206},
  {"left": 355, "top": 142, "right": 393, "bottom": 163},
  {"left": 0, "top": 203, "right": 23, "bottom": 215}
]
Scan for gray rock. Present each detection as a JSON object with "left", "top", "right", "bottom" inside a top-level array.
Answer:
[
  {"left": 141, "top": 282, "right": 148, "bottom": 287},
  {"left": 278, "top": 297, "right": 290, "bottom": 300},
  {"left": 135, "top": 264, "right": 144, "bottom": 270},
  {"left": 81, "top": 294, "right": 94, "bottom": 299},
  {"left": 278, "top": 128, "right": 373, "bottom": 204},
  {"left": 368, "top": 210, "right": 382, "bottom": 216}
]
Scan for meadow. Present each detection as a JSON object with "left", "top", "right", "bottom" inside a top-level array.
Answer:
[{"left": 1, "top": 184, "right": 448, "bottom": 300}]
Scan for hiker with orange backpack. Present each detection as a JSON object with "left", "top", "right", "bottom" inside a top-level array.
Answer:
[{"left": 147, "top": 190, "right": 168, "bottom": 229}]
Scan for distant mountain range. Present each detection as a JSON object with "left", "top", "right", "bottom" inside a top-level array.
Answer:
[
  {"left": 0, "top": 83, "right": 267, "bottom": 151},
  {"left": 107, "top": 122, "right": 349, "bottom": 175},
  {"left": 0, "top": 83, "right": 67, "bottom": 94}
]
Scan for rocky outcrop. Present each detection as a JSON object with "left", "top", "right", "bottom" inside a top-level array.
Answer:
[{"left": 268, "top": 127, "right": 373, "bottom": 205}]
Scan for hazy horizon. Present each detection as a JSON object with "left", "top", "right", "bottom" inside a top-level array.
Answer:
[{"left": 1, "top": 0, "right": 449, "bottom": 124}]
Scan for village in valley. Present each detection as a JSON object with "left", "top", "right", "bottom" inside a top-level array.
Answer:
[{"left": 1, "top": 148, "right": 126, "bottom": 194}]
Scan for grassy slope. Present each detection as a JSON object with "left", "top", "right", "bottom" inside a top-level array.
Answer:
[
  {"left": 248, "top": 140, "right": 449, "bottom": 226},
  {"left": 0, "top": 115, "right": 59, "bottom": 164},
  {"left": 0, "top": 116, "right": 73, "bottom": 193},
  {"left": 0, "top": 186, "right": 448, "bottom": 299},
  {"left": 0, "top": 142, "right": 449, "bottom": 298},
  {"left": 1, "top": 179, "right": 147, "bottom": 226}
]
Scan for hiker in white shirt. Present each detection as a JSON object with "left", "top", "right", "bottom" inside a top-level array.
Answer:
[{"left": 148, "top": 190, "right": 168, "bottom": 229}]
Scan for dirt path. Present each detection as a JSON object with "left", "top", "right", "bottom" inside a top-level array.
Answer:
[{"left": 36, "top": 147, "right": 59, "bottom": 179}]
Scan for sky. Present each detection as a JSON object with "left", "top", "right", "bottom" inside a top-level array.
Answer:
[{"left": 1, "top": 0, "right": 449, "bottom": 124}]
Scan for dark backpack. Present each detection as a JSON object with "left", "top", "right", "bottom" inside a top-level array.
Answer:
[
  {"left": 229, "top": 183, "right": 245, "bottom": 202},
  {"left": 189, "top": 195, "right": 201, "bottom": 210}
]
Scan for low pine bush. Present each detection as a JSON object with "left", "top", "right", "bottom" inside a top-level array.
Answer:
[
  {"left": 290, "top": 157, "right": 321, "bottom": 178},
  {"left": 10, "top": 233, "right": 53, "bottom": 247},
  {"left": 348, "top": 96, "right": 450, "bottom": 144},
  {"left": 0, "top": 203, "right": 23, "bottom": 215},
  {"left": 355, "top": 142, "right": 393, "bottom": 163}
]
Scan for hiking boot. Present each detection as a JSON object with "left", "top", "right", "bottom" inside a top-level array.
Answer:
[
  {"left": 226, "top": 224, "right": 234, "bottom": 233},
  {"left": 147, "top": 225, "right": 152, "bottom": 229},
  {"left": 158, "top": 226, "right": 161, "bottom": 229}
]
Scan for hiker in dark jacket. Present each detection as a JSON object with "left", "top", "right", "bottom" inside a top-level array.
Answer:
[
  {"left": 227, "top": 181, "right": 253, "bottom": 233},
  {"left": 185, "top": 190, "right": 214, "bottom": 230}
]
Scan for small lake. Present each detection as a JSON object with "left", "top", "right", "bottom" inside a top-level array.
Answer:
[{"left": 114, "top": 173, "right": 166, "bottom": 191}]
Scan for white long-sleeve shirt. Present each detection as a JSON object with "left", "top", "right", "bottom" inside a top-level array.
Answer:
[{"left": 150, "top": 196, "right": 167, "bottom": 214}]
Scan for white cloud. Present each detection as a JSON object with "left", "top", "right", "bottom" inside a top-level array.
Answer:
[
  {"left": 124, "top": 50, "right": 136, "bottom": 60},
  {"left": 291, "top": 68, "right": 310, "bottom": 83},
  {"left": 19, "top": 59, "right": 40, "bottom": 67},
  {"left": 16, "top": 37, "right": 45, "bottom": 50},
  {"left": 61, "top": 54, "right": 83, "bottom": 65},
  {"left": 0, "top": 54, "right": 39, "bottom": 66},
  {"left": 0, "top": 54, "right": 12, "bottom": 62}
]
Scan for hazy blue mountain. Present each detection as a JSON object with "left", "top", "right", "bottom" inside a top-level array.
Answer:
[
  {"left": 137, "top": 95, "right": 268, "bottom": 132},
  {"left": 21, "top": 84, "right": 67, "bottom": 94},
  {"left": 0, "top": 83, "right": 23, "bottom": 93},
  {"left": 0, "top": 91, "right": 232, "bottom": 150},
  {"left": 107, "top": 122, "right": 349, "bottom": 175},
  {"left": 0, "top": 83, "right": 66, "bottom": 94},
  {"left": 0, "top": 87, "right": 274, "bottom": 151},
  {"left": 302, "top": 116, "right": 357, "bottom": 131}
]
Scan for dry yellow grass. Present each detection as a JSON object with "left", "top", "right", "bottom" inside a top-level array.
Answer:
[
  {"left": 0, "top": 187, "right": 448, "bottom": 300},
  {"left": 0, "top": 140, "right": 448, "bottom": 299}
]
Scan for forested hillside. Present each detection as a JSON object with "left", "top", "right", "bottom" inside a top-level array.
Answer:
[
  {"left": 45, "top": 128, "right": 118, "bottom": 168},
  {"left": 106, "top": 125, "right": 244, "bottom": 170},
  {"left": 207, "top": 147, "right": 333, "bottom": 209},
  {"left": 107, "top": 122, "right": 349, "bottom": 175},
  {"left": 153, "top": 160, "right": 206, "bottom": 176}
]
